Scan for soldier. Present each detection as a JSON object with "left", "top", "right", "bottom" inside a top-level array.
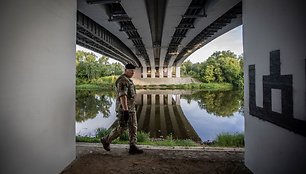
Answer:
[{"left": 101, "top": 63, "right": 143, "bottom": 154}]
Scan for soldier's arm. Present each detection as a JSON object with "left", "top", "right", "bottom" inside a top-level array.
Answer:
[
  {"left": 120, "top": 95, "right": 128, "bottom": 111},
  {"left": 117, "top": 78, "right": 129, "bottom": 111}
]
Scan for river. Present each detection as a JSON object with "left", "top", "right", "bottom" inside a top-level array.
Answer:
[{"left": 76, "top": 89, "right": 244, "bottom": 142}]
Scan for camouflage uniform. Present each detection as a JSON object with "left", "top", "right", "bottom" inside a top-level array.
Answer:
[{"left": 105, "top": 74, "right": 138, "bottom": 145}]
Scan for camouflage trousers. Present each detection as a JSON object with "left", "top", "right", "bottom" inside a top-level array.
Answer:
[{"left": 105, "top": 111, "right": 137, "bottom": 145}]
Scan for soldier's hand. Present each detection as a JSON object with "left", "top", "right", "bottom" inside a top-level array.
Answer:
[{"left": 123, "top": 110, "right": 129, "bottom": 122}]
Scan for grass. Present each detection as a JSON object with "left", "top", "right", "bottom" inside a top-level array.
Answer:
[
  {"left": 76, "top": 83, "right": 114, "bottom": 90},
  {"left": 76, "top": 129, "right": 198, "bottom": 147},
  {"left": 135, "top": 83, "right": 233, "bottom": 91},
  {"left": 76, "top": 76, "right": 117, "bottom": 90},
  {"left": 76, "top": 129, "right": 245, "bottom": 147},
  {"left": 212, "top": 133, "right": 244, "bottom": 147}
]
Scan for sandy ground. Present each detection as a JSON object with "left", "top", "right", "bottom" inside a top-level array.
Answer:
[{"left": 61, "top": 143, "right": 252, "bottom": 174}]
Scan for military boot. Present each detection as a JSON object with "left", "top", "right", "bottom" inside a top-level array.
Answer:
[
  {"left": 129, "top": 144, "right": 143, "bottom": 154},
  {"left": 100, "top": 137, "right": 110, "bottom": 151}
]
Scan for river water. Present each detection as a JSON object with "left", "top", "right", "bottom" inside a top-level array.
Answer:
[{"left": 76, "top": 89, "right": 244, "bottom": 142}]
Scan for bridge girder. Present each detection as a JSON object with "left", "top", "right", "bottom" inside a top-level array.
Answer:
[{"left": 77, "top": 0, "right": 242, "bottom": 69}]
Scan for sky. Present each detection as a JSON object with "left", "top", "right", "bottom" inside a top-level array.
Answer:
[
  {"left": 185, "top": 25, "right": 243, "bottom": 63},
  {"left": 76, "top": 25, "right": 243, "bottom": 64}
]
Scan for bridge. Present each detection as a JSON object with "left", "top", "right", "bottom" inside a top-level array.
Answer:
[
  {"left": 0, "top": 0, "right": 305, "bottom": 174},
  {"left": 77, "top": 0, "right": 242, "bottom": 78}
]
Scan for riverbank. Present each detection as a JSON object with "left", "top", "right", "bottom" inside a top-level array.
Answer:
[
  {"left": 76, "top": 82, "right": 234, "bottom": 91},
  {"left": 61, "top": 143, "right": 252, "bottom": 174},
  {"left": 76, "top": 130, "right": 244, "bottom": 148}
]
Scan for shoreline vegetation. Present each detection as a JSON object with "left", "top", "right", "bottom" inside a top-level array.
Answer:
[
  {"left": 76, "top": 129, "right": 244, "bottom": 148},
  {"left": 76, "top": 80, "right": 234, "bottom": 91}
]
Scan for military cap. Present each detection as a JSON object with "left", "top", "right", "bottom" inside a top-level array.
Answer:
[{"left": 125, "top": 63, "right": 136, "bottom": 69}]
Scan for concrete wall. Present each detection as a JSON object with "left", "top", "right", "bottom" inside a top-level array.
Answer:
[
  {"left": 0, "top": 0, "right": 76, "bottom": 173},
  {"left": 243, "top": 0, "right": 306, "bottom": 173}
]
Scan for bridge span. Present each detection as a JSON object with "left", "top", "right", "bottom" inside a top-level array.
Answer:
[{"left": 77, "top": 0, "right": 242, "bottom": 78}]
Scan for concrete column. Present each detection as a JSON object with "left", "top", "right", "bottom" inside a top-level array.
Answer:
[
  {"left": 151, "top": 94, "right": 156, "bottom": 105},
  {"left": 243, "top": 0, "right": 306, "bottom": 173},
  {"left": 159, "top": 94, "right": 164, "bottom": 105},
  {"left": 168, "top": 104, "right": 181, "bottom": 138},
  {"left": 143, "top": 94, "right": 148, "bottom": 105},
  {"left": 142, "top": 67, "right": 147, "bottom": 78},
  {"left": 175, "top": 66, "right": 181, "bottom": 78},
  {"left": 149, "top": 98, "right": 156, "bottom": 137},
  {"left": 159, "top": 99, "right": 167, "bottom": 138},
  {"left": 0, "top": 0, "right": 76, "bottom": 174},
  {"left": 151, "top": 68, "right": 156, "bottom": 78},
  {"left": 138, "top": 94, "right": 147, "bottom": 130},
  {"left": 159, "top": 68, "right": 164, "bottom": 78},
  {"left": 167, "top": 66, "right": 173, "bottom": 78},
  {"left": 167, "top": 94, "right": 172, "bottom": 105}
]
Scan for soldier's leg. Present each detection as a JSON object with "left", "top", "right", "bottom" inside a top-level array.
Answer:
[
  {"left": 101, "top": 112, "right": 127, "bottom": 151},
  {"left": 128, "top": 112, "right": 137, "bottom": 145},
  {"left": 128, "top": 112, "right": 143, "bottom": 154},
  {"left": 106, "top": 112, "right": 128, "bottom": 143}
]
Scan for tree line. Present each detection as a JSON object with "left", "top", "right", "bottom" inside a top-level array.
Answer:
[
  {"left": 181, "top": 50, "right": 244, "bottom": 88},
  {"left": 76, "top": 50, "right": 123, "bottom": 85},
  {"left": 76, "top": 50, "right": 244, "bottom": 88}
]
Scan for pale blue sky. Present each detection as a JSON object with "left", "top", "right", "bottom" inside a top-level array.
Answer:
[
  {"left": 186, "top": 25, "right": 243, "bottom": 63},
  {"left": 76, "top": 25, "right": 243, "bottom": 64}
]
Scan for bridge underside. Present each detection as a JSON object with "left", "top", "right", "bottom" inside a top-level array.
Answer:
[{"left": 77, "top": 0, "right": 242, "bottom": 78}]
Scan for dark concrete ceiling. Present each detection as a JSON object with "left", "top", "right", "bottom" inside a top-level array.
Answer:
[{"left": 77, "top": 0, "right": 242, "bottom": 68}]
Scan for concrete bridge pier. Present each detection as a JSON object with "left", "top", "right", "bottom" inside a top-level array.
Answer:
[
  {"left": 138, "top": 65, "right": 181, "bottom": 79},
  {"left": 243, "top": 0, "right": 306, "bottom": 173},
  {"left": 0, "top": 0, "right": 76, "bottom": 174}
]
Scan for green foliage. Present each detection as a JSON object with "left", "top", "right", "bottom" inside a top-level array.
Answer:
[
  {"left": 119, "top": 131, "right": 129, "bottom": 141},
  {"left": 147, "top": 139, "right": 197, "bottom": 147},
  {"left": 181, "top": 90, "right": 243, "bottom": 117},
  {"left": 96, "top": 128, "right": 112, "bottom": 138},
  {"left": 213, "top": 133, "right": 244, "bottom": 147},
  {"left": 75, "top": 90, "right": 113, "bottom": 122},
  {"left": 181, "top": 51, "right": 244, "bottom": 89},
  {"left": 136, "top": 83, "right": 233, "bottom": 91},
  {"left": 89, "top": 76, "right": 117, "bottom": 85},
  {"left": 78, "top": 129, "right": 198, "bottom": 147},
  {"left": 76, "top": 136, "right": 100, "bottom": 143},
  {"left": 76, "top": 50, "right": 123, "bottom": 85},
  {"left": 137, "top": 131, "right": 150, "bottom": 142},
  {"left": 76, "top": 84, "right": 102, "bottom": 90}
]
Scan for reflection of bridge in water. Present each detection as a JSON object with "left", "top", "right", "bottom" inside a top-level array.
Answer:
[{"left": 134, "top": 90, "right": 201, "bottom": 142}]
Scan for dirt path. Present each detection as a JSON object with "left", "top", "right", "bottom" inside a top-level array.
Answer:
[{"left": 61, "top": 143, "right": 252, "bottom": 174}]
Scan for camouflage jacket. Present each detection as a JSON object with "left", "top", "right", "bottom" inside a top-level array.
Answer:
[{"left": 115, "top": 74, "right": 137, "bottom": 113}]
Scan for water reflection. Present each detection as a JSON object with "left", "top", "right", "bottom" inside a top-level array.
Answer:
[
  {"left": 76, "top": 90, "right": 114, "bottom": 122},
  {"left": 134, "top": 92, "right": 201, "bottom": 142},
  {"left": 182, "top": 90, "right": 244, "bottom": 117},
  {"left": 75, "top": 89, "right": 244, "bottom": 142}
]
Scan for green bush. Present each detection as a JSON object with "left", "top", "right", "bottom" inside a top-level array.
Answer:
[
  {"left": 96, "top": 128, "right": 112, "bottom": 138},
  {"left": 119, "top": 131, "right": 129, "bottom": 141},
  {"left": 214, "top": 133, "right": 244, "bottom": 147},
  {"left": 137, "top": 131, "right": 150, "bottom": 142},
  {"left": 76, "top": 136, "right": 100, "bottom": 143}
]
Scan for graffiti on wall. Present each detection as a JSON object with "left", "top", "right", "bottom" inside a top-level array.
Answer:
[{"left": 248, "top": 50, "right": 306, "bottom": 136}]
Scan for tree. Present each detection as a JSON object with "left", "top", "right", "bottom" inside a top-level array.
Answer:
[
  {"left": 201, "top": 51, "right": 243, "bottom": 88},
  {"left": 76, "top": 50, "right": 124, "bottom": 84},
  {"left": 181, "top": 60, "right": 193, "bottom": 76}
]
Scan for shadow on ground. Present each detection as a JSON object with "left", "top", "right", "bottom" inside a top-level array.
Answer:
[{"left": 61, "top": 143, "right": 252, "bottom": 174}]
